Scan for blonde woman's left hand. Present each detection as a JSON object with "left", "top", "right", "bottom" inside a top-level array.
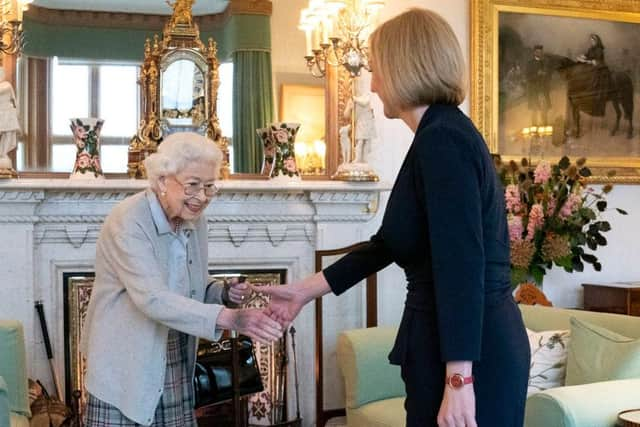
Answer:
[
  {"left": 227, "top": 277, "right": 252, "bottom": 305},
  {"left": 437, "top": 384, "right": 477, "bottom": 427}
]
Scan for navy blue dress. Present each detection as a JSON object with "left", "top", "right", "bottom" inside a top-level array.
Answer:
[{"left": 323, "top": 104, "right": 530, "bottom": 427}]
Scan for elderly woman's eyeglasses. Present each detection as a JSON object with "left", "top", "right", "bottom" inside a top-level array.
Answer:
[{"left": 174, "top": 178, "right": 219, "bottom": 197}]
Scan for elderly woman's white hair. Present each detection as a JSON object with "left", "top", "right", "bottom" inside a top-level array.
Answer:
[{"left": 144, "top": 132, "right": 223, "bottom": 190}]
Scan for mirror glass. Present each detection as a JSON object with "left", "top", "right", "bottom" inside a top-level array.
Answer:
[{"left": 161, "top": 58, "right": 207, "bottom": 134}]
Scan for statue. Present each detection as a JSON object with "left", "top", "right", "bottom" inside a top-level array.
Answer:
[
  {"left": 0, "top": 68, "right": 21, "bottom": 178},
  {"left": 332, "top": 76, "right": 378, "bottom": 181},
  {"left": 343, "top": 93, "right": 376, "bottom": 163},
  {"left": 167, "top": 0, "right": 194, "bottom": 26},
  {"left": 339, "top": 124, "right": 351, "bottom": 165}
]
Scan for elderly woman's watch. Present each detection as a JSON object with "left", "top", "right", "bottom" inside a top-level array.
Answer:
[{"left": 445, "top": 374, "right": 474, "bottom": 389}]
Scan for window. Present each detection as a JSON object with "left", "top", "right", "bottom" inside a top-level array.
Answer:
[{"left": 50, "top": 58, "right": 139, "bottom": 173}]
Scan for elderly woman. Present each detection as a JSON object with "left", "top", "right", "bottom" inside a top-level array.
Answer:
[
  {"left": 81, "top": 132, "right": 282, "bottom": 427},
  {"left": 261, "top": 8, "right": 529, "bottom": 427}
]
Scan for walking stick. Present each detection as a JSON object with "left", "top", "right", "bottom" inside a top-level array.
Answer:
[
  {"left": 289, "top": 326, "right": 301, "bottom": 421},
  {"left": 35, "top": 300, "right": 64, "bottom": 402}
]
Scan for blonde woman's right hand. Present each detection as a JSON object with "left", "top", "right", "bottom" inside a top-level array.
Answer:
[{"left": 216, "top": 307, "right": 283, "bottom": 344}]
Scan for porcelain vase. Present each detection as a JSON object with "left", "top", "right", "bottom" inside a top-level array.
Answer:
[
  {"left": 70, "top": 118, "right": 104, "bottom": 179},
  {"left": 257, "top": 122, "right": 300, "bottom": 180}
]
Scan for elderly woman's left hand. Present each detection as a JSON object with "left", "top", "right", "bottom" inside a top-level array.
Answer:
[{"left": 226, "top": 278, "right": 252, "bottom": 305}]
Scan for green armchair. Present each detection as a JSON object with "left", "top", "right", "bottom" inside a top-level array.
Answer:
[
  {"left": 336, "top": 305, "right": 640, "bottom": 427},
  {"left": 0, "top": 320, "right": 31, "bottom": 427}
]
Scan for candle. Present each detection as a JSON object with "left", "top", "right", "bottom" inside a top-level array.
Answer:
[
  {"left": 305, "top": 29, "right": 312, "bottom": 56},
  {"left": 322, "top": 18, "right": 330, "bottom": 44}
]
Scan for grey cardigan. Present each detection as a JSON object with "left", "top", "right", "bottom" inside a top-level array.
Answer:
[{"left": 81, "top": 190, "right": 224, "bottom": 425}]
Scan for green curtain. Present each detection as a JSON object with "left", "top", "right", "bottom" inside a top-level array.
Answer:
[{"left": 232, "top": 50, "right": 274, "bottom": 173}]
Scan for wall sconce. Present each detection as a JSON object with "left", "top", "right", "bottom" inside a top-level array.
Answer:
[
  {"left": 0, "top": 0, "right": 32, "bottom": 55},
  {"left": 299, "top": 0, "right": 384, "bottom": 78}
]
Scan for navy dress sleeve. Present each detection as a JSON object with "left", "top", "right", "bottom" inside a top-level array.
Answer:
[
  {"left": 322, "top": 229, "right": 394, "bottom": 295},
  {"left": 414, "top": 127, "right": 485, "bottom": 362}
]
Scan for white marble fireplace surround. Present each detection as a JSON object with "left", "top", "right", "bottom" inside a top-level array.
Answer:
[{"left": 0, "top": 178, "right": 390, "bottom": 426}]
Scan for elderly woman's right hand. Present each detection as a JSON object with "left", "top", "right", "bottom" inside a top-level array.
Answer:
[{"left": 216, "top": 307, "right": 283, "bottom": 344}]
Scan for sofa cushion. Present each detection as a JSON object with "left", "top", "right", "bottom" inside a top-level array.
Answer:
[
  {"left": 347, "top": 397, "right": 406, "bottom": 427},
  {"left": 526, "top": 328, "right": 570, "bottom": 395},
  {"left": 565, "top": 317, "right": 640, "bottom": 386},
  {"left": 337, "top": 327, "right": 405, "bottom": 409},
  {"left": 0, "top": 321, "right": 30, "bottom": 417}
]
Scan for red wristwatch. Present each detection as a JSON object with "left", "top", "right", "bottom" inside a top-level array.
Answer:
[{"left": 445, "top": 373, "right": 474, "bottom": 389}]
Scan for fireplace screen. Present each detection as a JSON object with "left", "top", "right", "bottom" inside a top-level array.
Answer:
[{"left": 64, "top": 270, "right": 287, "bottom": 425}]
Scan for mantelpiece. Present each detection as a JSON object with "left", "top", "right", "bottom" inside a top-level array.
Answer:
[{"left": 0, "top": 178, "right": 389, "bottom": 426}]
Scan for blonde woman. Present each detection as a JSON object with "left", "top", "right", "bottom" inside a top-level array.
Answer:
[
  {"left": 82, "top": 132, "right": 283, "bottom": 426},
  {"left": 261, "top": 9, "right": 529, "bottom": 427}
]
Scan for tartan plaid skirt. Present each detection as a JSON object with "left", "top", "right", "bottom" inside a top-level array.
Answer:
[{"left": 84, "top": 329, "right": 197, "bottom": 427}]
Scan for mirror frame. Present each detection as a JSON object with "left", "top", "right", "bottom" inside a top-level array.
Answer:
[{"left": 127, "top": 1, "right": 227, "bottom": 179}]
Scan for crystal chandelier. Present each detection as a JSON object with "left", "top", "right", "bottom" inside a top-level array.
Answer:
[
  {"left": 298, "top": 0, "right": 384, "bottom": 78},
  {"left": 0, "top": 0, "right": 32, "bottom": 55}
]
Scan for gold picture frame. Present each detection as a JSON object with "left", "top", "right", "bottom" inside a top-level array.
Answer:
[{"left": 471, "top": 0, "right": 640, "bottom": 182}]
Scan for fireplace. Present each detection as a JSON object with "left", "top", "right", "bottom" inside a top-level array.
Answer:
[{"left": 0, "top": 179, "right": 387, "bottom": 426}]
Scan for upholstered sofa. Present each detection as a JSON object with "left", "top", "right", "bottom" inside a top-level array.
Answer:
[
  {"left": 336, "top": 305, "right": 640, "bottom": 427},
  {"left": 0, "top": 320, "right": 31, "bottom": 427}
]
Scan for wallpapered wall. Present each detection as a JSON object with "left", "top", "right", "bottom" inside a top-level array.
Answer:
[{"left": 271, "top": 0, "right": 640, "bottom": 319}]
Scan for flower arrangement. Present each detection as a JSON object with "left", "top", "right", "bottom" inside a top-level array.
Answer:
[{"left": 495, "top": 156, "right": 628, "bottom": 287}]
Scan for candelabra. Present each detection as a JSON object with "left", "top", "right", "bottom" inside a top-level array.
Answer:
[
  {"left": 0, "top": 0, "right": 32, "bottom": 55},
  {"left": 299, "top": 0, "right": 384, "bottom": 79}
]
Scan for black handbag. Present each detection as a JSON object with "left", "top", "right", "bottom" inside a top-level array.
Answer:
[{"left": 193, "top": 335, "right": 264, "bottom": 408}]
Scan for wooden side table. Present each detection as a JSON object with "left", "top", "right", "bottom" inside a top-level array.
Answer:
[{"left": 582, "top": 282, "right": 640, "bottom": 316}]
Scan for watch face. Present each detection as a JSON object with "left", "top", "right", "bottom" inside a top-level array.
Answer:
[{"left": 450, "top": 374, "right": 464, "bottom": 388}]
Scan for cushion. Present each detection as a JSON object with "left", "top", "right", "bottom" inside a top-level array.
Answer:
[
  {"left": 348, "top": 397, "right": 406, "bottom": 427},
  {"left": 526, "top": 328, "right": 570, "bottom": 395},
  {"left": 565, "top": 317, "right": 640, "bottom": 385},
  {"left": 337, "top": 327, "right": 405, "bottom": 409}
]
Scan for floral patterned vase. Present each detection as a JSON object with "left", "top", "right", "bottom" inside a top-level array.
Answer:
[
  {"left": 268, "top": 122, "right": 300, "bottom": 180},
  {"left": 70, "top": 118, "right": 104, "bottom": 179}
]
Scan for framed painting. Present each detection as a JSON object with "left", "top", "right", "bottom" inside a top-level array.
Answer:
[{"left": 471, "top": 0, "right": 640, "bottom": 182}]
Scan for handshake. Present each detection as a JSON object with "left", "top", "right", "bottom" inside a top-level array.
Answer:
[{"left": 215, "top": 278, "right": 314, "bottom": 345}]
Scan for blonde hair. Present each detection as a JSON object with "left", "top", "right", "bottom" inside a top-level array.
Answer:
[
  {"left": 144, "top": 132, "right": 222, "bottom": 190},
  {"left": 369, "top": 8, "right": 467, "bottom": 110}
]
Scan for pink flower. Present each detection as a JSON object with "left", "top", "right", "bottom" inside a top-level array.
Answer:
[
  {"left": 284, "top": 156, "right": 297, "bottom": 172},
  {"left": 526, "top": 204, "right": 544, "bottom": 240},
  {"left": 559, "top": 193, "right": 582, "bottom": 218},
  {"left": 273, "top": 129, "right": 289, "bottom": 144},
  {"left": 534, "top": 161, "right": 551, "bottom": 184},
  {"left": 505, "top": 184, "right": 521, "bottom": 213},
  {"left": 76, "top": 152, "right": 91, "bottom": 169},
  {"left": 508, "top": 215, "right": 524, "bottom": 241},
  {"left": 72, "top": 125, "right": 87, "bottom": 141},
  {"left": 92, "top": 156, "right": 101, "bottom": 171},
  {"left": 546, "top": 196, "right": 557, "bottom": 216}
]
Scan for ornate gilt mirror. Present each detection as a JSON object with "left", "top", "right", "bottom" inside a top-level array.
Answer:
[{"left": 127, "top": 0, "right": 227, "bottom": 179}]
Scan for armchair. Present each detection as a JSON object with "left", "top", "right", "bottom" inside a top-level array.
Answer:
[{"left": 0, "top": 320, "right": 31, "bottom": 427}]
